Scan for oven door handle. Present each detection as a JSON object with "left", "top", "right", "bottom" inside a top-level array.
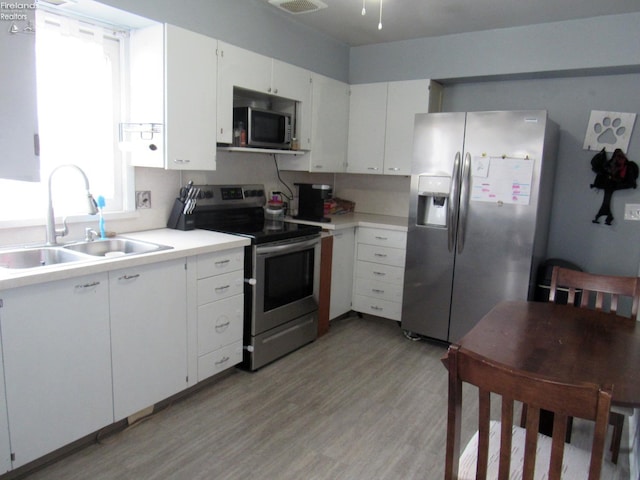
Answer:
[{"left": 255, "top": 236, "right": 320, "bottom": 256}]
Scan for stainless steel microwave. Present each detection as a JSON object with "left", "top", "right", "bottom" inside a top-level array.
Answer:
[{"left": 233, "top": 106, "right": 292, "bottom": 149}]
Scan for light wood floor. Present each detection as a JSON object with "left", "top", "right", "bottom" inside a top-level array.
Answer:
[{"left": 21, "top": 314, "right": 630, "bottom": 479}]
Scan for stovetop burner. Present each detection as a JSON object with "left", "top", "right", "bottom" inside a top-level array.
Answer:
[{"left": 191, "top": 184, "right": 321, "bottom": 244}]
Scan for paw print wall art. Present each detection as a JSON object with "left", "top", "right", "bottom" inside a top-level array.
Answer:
[{"left": 583, "top": 110, "right": 636, "bottom": 152}]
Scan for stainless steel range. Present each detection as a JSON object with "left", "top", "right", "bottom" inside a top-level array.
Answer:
[{"left": 191, "top": 184, "right": 321, "bottom": 370}]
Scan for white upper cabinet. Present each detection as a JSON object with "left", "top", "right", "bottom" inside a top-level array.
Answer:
[
  {"left": 165, "top": 25, "right": 217, "bottom": 170},
  {"left": 276, "top": 73, "right": 349, "bottom": 172},
  {"left": 346, "top": 82, "right": 388, "bottom": 174},
  {"left": 216, "top": 42, "right": 312, "bottom": 146},
  {"left": 309, "top": 73, "right": 350, "bottom": 172},
  {"left": 0, "top": 8, "right": 39, "bottom": 182},
  {"left": 384, "top": 79, "right": 442, "bottom": 175},
  {"left": 127, "top": 24, "right": 217, "bottom": 170},
  {"left": 347, "top": 79, "right": 443, "bottom": 175}
]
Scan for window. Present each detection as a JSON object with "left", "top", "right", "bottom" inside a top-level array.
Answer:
[{"left": 0, "top": 8, "right": 131, "bottom": 222}]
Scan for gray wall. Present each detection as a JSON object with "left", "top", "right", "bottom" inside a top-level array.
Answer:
[
  {"left": 349, "top": 13, "right": 640, "bottom": 83},
  {"left": 99, "top": 0, "right": 350, "bottom": 82}
]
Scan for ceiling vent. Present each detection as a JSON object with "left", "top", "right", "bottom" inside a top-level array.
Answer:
[{"left": 268, "top": 0, "right": 328, "bottom": 15}]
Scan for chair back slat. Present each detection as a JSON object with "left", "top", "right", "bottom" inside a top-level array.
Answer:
[
  {"left": 445, "top": 345, "right": 613, "bottom": 480},
  {"left": 549, "top": 266, "right": 640, "bottom": 317}
]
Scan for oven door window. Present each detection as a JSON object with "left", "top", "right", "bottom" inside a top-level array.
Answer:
[{"left": 263, "top": 248, "right": 314, "bottom": 312}]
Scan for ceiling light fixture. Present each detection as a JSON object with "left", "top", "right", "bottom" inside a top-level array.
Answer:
[{"left": 360, "top": 0, "right": 383, "bottom": 30}]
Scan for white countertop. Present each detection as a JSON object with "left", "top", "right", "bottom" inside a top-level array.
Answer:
[
  {"left": 286, "top": 212, "right": 408, "bottom": 232},
  {"left": 0, "top": 229, "right": 250, "bottom": 290}
]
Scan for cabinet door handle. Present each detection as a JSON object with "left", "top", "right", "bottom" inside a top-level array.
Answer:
[
  {"left": 375, "top": 236, "right": 388, "bottom": 240},
  {"left": 215, "top": 285, "right": 230, "bottom": 292},
  {"left": 215, "top": 259, "right": 230, "bottom": 266},
  {"left": 367, "top": 167, "right": 379, "bottom": 171},
  {"left": 314, "top": 165, "right": 324, "bottom": 169},
  {"left": 370, "top": 305, "right": 383, "bottom": 311},
  {"left": 118, "top": 274, "right": 140, "bottom": 281},
  {"left": 173, "top": 159, "right": 191, "bottom": 164},
  {"left": 387, "top": 167, "right": 400, "bottom": 171},
  {"left": 75, "top": 281, "right": 100, "bottom": 290},
  {"left": 372, "top": 289, "right": 385, "bottom": 294},
  {"left": 374, "top": 253, "right": 387, "bottom": 258},
  {"left": 373, "top": 271, "right": 386, "bottom": 276}
]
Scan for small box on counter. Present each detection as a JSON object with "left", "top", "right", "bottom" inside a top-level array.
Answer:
[{"left": 324, "top": 198, "right": 355, "bottom": 216}]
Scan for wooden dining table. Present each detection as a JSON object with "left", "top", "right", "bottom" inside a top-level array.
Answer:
[{"left": 444, "top": 300, "right": 640, "bottom": 408}]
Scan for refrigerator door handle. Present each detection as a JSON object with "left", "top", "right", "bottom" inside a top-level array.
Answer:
[
  {"left": 448, "top": 152, "right": 462, "bottom": 252},
  {"left": 457, "top": 152, "right": 472, "bottom": 254}
]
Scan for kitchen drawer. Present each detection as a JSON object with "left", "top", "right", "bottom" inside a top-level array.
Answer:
[
  {"left": 357, "top": 227, "right": 407, "bottom": 249},
  {"left": 355, "top": 260, "right": 404, "bottom": 284},
  {"left": 197, "top": 340, "right": 243, "bottom": 381},
  {"left": 357, "top": 244, "right": 406, "bottom": 267},
  {"left": 352, "top": 294, "right": 402, "bottom": 321},
  {"left": 197, "top": 295, "right": 243, "bottom": 355},
  {"left": 197, "top": 270, "right": 244, "bottom": 305},
  {"left": 196, "top": 248, "right": 244, "bottom": 279},
  {"left": 354, "top": 278, "right": 403, "bottom": 303}
]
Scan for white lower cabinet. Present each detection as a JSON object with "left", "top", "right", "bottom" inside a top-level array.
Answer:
[
  {"left": 0, "top": 273, "right": 113, "bottom": 468},
  {"left": 329, "top": 228, "right": 355, "bottom": 319},
  {"left": 352, "top": 227, "right": 407, "bottom": 321},
  {"left": 195, "top": 248, "right": 244, "bottom": 381},
  {"left": 109, "top": 258, "right": 188, "bottom": 421}
]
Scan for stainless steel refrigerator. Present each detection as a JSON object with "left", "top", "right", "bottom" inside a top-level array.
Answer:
[{"left": 401, "top": 110, "right": 558, "bottom": 343}]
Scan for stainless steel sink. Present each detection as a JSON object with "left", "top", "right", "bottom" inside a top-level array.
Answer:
[
  {"left": 63, "top": 238, "right": 172, "bottom": 257},
  {"left": 0, "top": 247, "right": 90, "bottom": 269}
]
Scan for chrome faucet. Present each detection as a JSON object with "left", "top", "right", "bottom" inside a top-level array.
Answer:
[{"left": 46, "top": 164, "right": 99, "bottom": 245}]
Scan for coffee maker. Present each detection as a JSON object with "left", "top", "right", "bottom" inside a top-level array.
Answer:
[{"left": 294, "top": 183, "right": 332, "bottom": 222}]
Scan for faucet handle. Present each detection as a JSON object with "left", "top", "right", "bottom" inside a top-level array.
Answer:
[{"left": 84, "top": 227, "right": 99, "bottom": 242}]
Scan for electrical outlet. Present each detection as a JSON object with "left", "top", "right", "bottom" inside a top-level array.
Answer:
[
  {"left": 623, "top": 203, "right": 640, "bottom": 221},
  {"left": 135, "top": 191, "right": 151, "bottom": 209}
]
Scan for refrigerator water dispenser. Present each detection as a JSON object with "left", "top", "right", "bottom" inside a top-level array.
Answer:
[{"left": 416, "top": 175, "right": 451, "bottom": 227}]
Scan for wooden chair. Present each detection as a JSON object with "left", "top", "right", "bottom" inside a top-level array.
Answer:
[
  {"left": 549, "top": 265, "right": 640, "bottom": 464},
  {"left": 549, "top": 266, "right": 640, "bottom": 317},
  {"left": 445, "top": 344, "right": 614, "bottom": 480}
]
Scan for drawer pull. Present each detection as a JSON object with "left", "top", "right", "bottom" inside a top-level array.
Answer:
[
  {"left": 374, "top": 253, "right": 388, "bottom": 258},
  {"left": 215, "top": 321, "right": 231, "bottom": 332},
  {"left": 370, "top": 305, "right": 383, "bottom": 311},
  {"left": 373, "top": 271, "right": 386, "bottom": 276},
  {"left": 215, "top": 259, "right": 230, "bottom": 266},
  {"left": 75, "top": 281, "right": 100, "bottom": 290},
  {"left": 215, "top": 285, "right": 230, "bottom": 292},
  {"left": 375, "top": 236, "right": 388, "bottom": 240},
  {"left": 215, "top": 356, "right": 230, "bottom": 366},
  {"left": 118, "top": 274, "right": 140, "bottom": 281},
  {"left": 372, "top": 289, "right": 385, "bottom": 294}
]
